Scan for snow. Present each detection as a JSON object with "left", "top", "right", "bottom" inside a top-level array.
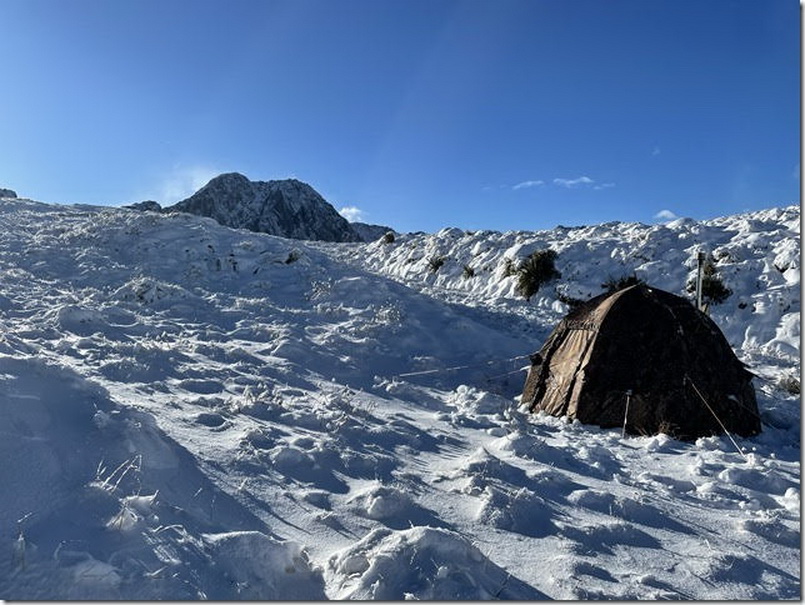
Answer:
[{"left": 0, "top": 197, "right": 799, "bottom": 599}]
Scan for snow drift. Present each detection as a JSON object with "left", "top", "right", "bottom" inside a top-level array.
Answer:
[{"left": 0, "top": 197, "right": 799, "bottom": 599}]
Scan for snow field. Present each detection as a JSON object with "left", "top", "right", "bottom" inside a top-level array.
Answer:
[{"left": 0, "top": 198, "right": 799, "bottom": 599}]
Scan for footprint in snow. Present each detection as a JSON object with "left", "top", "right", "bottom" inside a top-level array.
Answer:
[
  {"left": 704, "top": 552, "right": 800, "bottom": 598},
  {"left": 194, "top": 412, "right": 227, "bottom": 428},
  {"left": 567, "top": 488, "right": 694, "bottom": 534},
  {"left": 559, "top": 521, "right": 662, "bottom": 555},
  {"left": 179, "top": 379, "right": 224, "bottom": 395}
]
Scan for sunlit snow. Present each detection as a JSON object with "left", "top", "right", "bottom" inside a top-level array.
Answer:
[{"left": 0, "top": 196, "right": 799, "bottom": 599}]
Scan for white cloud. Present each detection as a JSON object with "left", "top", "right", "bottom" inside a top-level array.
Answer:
[
  {"left": 157, "top": 165, "right": 222, "bottom": 203},
  {"left": 654, "top": 209, "right": 679, "bottom": 221},
  {"left": 551, "top": 175, "right": 615, "bottom": 190},
  {"left": 339, "top": 205, "right": 365, "bottom": 222},
  {"left": 553, "top": 176, "right": 595, "bottom": 188},
  {"left": 512, "top": 180, "right": 544, "bottom": 190}
]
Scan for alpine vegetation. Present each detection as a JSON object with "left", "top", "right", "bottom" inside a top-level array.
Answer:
[
  {"left": 515, "top": 249, "right": 561, "bottom": 300},
  {"left": 686, "top": 253, "right": 733, "bottom": 306},
  {"left": 601, "top": 272, "right": 645, "bottom": 294}
]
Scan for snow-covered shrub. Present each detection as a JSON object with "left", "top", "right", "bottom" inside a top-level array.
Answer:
[
  {"left": 112, "top": 276, "right": 192, "bottom": 306},
  {"left": 427, "top": 255, "right": 446, "bottom": 273},
  {"left": 500, "top": 257, "right": 517, "bottom": 277},
  {"left": 203, "top": 531, "right": 325, "bottom": 599},
  {"left": 348, "top": 484, "right": 413, "bottom": 521},
  {"left": 327, "top": 526, "right": 542, "bottom": 599},
  {"left": 601, "top": 272, "right": 645, "bottom": 294},
  {"left": 516, "top": 249, "right": 561, "bottom": 300},
  {"left": 475, "top": 485, "right": 555, "bottom": 537},
  {"left": 555, "top": 286, "right": 587, "bottom": 309},
  {"left": 778, "top": 375, "right": 800, "bottom": 395}
]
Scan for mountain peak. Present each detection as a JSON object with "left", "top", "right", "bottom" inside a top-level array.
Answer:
[
  {"left": 167, "top": 173, "right": 363, "bottom": 242},
  {"left": 203, "top": 172, "right": 252, "bottom": 187}
]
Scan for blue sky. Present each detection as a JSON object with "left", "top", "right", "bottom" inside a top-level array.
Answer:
[{"left": 1, "top": 0, "right": 799, "bottom": 232}]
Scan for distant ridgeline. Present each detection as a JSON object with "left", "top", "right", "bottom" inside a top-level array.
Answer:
[{"left": 126, "top": 173, "right": 394, "bottom": 243}]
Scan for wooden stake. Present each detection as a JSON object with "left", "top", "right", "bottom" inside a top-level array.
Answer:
[{"left": 622, "top": 389, "right": 632, "bottom": 438}]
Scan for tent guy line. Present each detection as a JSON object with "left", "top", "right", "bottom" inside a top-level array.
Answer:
[
  {"left": 684, "top": 375, "right": 749, "bottom": 462},
  {"left": 394, "top": 354, "right": 531, "bottom": 379}
]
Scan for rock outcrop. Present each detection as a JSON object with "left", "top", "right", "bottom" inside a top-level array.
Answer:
[{"left": 167, "top": 173, "right": 363, "bottom": 242}]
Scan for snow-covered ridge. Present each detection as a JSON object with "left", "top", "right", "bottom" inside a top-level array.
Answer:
[
  {"left": 0, "top": 197, "right": 799, "bottom": 599},
  {"left": 325, "top": 205, "right": 800, "bottom": 367}
]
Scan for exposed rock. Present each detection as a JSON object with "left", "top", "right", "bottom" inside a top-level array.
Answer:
[
  {"left": 167, "top": 173, "right": 363, "bottom": 243},
  {"left": 125, "top": 200, "right": 163, "bottom": 212}
]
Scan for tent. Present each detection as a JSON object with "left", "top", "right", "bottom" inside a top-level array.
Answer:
[{"left": 521, "top": 284, "right": 761, "bottom": 440}]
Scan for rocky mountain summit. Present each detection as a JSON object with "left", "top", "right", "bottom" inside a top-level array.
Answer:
[
  {"left": 165, "top": 173, "right": 367, "bottom": 242},
  {"left": 0, "top": 188, "right": 18, "bottom": 198}
]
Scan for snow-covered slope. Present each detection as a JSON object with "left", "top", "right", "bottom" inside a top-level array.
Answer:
[
  {"left": 168, "top": 173, "right": 363, "bottom": 243},
  {"left": 321, "top": 206, "right": 800, "bottom": 375},
  {"left": 0, "top": 196, "right": 799, "bottom": 599}
]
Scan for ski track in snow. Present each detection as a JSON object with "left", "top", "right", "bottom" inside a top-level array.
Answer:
[{"left": 0, "top": 197, "right": 800, "bottom": 599}]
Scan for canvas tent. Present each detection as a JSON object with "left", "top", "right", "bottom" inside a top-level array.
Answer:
[{"left": 521, "top": 284, "right": 761, "bottom": 440}]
